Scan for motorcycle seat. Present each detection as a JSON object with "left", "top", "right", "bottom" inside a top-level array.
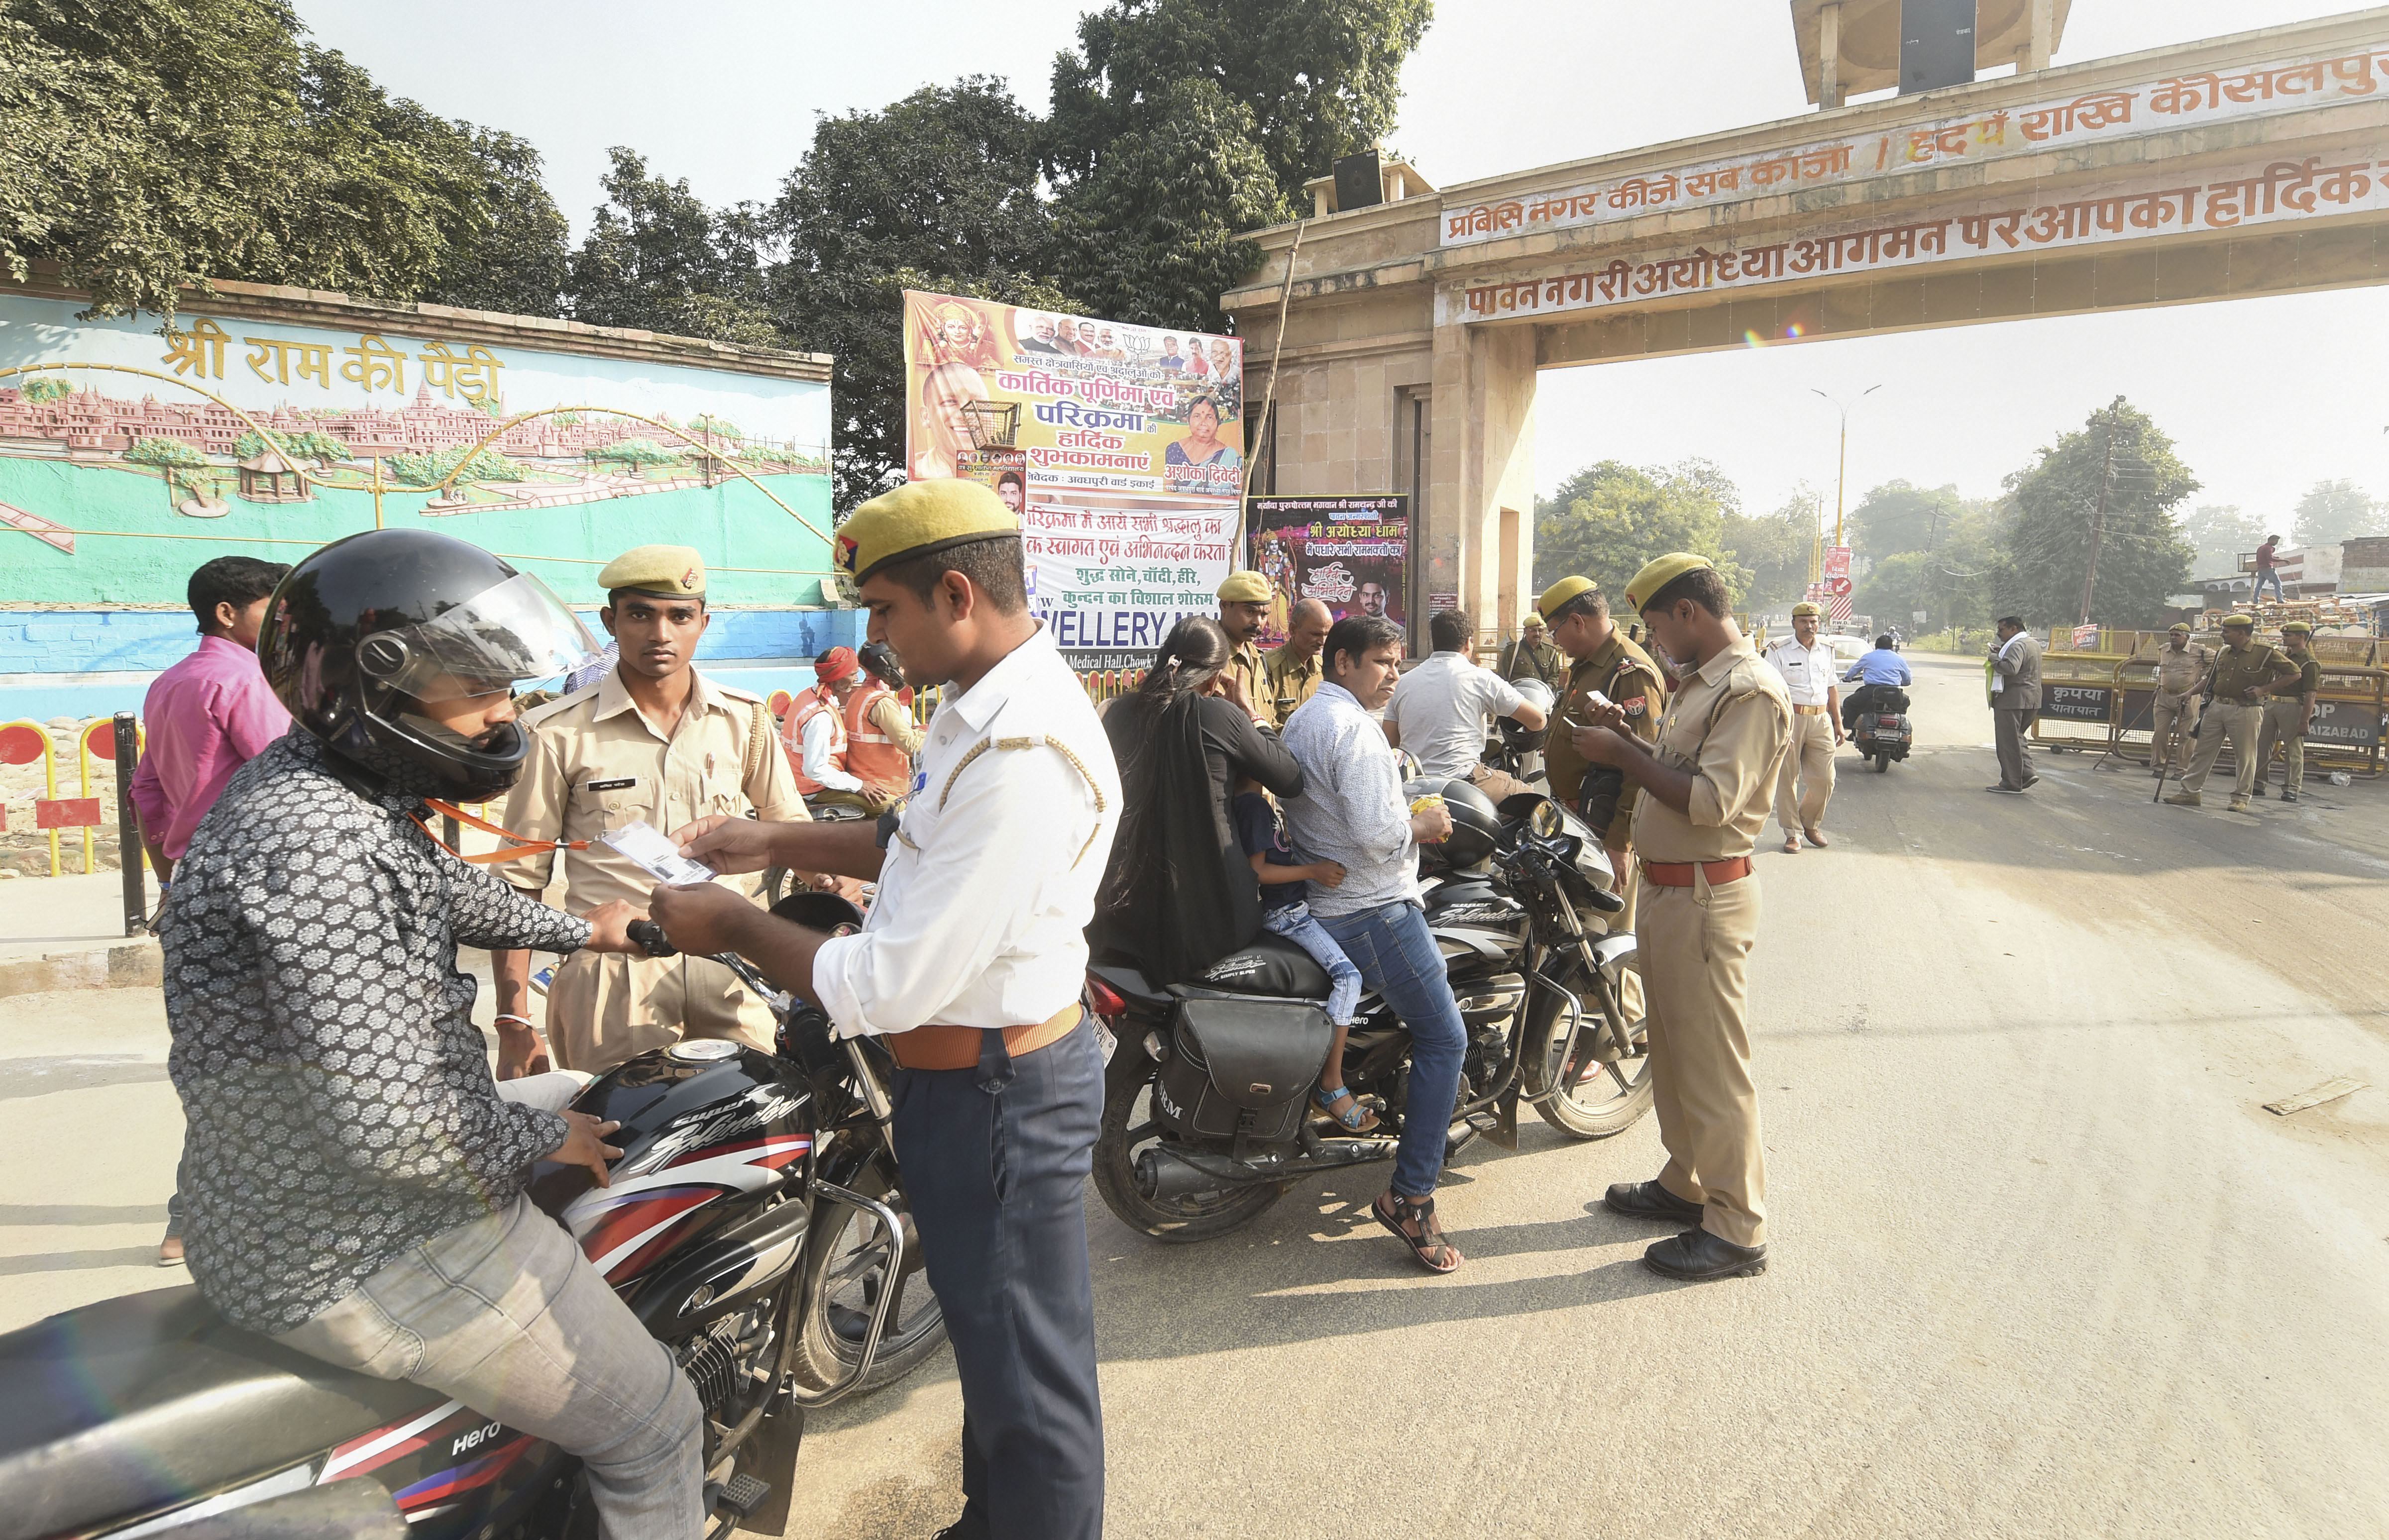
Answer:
[
  {"left": 1174, "top": 933, "right": 1332, "bottom": 1001},
  {"left": 0, "top": 1285, "right": 434, "bottom": 1540}
]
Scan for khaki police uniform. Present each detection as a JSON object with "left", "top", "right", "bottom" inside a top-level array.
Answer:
[
  {"left": 2256, "top": 643, "right": 2322, "bottom": 797},
  {"left": 1217, "top": 570, "right": 1278, "bottom": 725},
  {"left": 505, "top": 667, "right": 804, "bottom": 1070},
  {"left": 2150, "top": 631, "right": 2212, "bottom": 776},
  {"left": 1625, "top": 573, "right": 1791, "bottom": 1252},
  {"left": 1541, "top": 607, "right": 1667, "bottom": 1019},
  {"left": 1260, "top": 642, "right": 1323, "bottom": 724},
  {"left": 2176, "top": 624, "right": 2300, "bottom": 809},
  {"left": 1498, "top": 631, "right": 1565, "bottom": 692}
]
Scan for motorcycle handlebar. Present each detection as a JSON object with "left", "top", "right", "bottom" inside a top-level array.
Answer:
[{"left": 626, "top": 919, "right": 678, "bottom": 958}]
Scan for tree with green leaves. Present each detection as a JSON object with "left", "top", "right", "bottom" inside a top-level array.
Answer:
[
  {"left": 1720, "top": 486, "right": 1819, "bottom": 612},
  {"left": 1534, "top": 460, "right": 1751, "bottom": 604},
  {"left": 1850, "top": 480, "right": 1971, "bottom": 560},
  {"left": 232, "top": 428, "right": 347, "bottom": 464},
  {"left": 2290, "top": 478, "right": 2385, "bottom": 548},
  {"left": 566, "top": 149, "right": 776, "bottom": 345},
  {"left": 17, "top": 376, "right": 72, "bottom": 404},
  {"left": 1994, "top": 398, "right": 2195, "bottom": 628},
  {"left": 768, "top": 79, "right": 1074, "bottom": 510},
  {"left": 588, "top": 437, "right": 680, "bottom": 472},
  {"left": 1, "top": 2, "right": 566, "bottom": 320},
  {"left": 387, "top": 444, "right": 521, "bottom": 486}
]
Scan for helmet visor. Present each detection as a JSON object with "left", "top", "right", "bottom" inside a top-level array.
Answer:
[{"left": 360, "top": 572, "right": 601, "bottom": 704}]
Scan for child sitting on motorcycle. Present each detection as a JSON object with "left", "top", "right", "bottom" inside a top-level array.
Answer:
[{"left": 1230, "top": 776, "right": 1375, "bottom": 1131}]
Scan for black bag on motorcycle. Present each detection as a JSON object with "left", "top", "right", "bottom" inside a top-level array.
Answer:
[{"left": 1154, "top": 995, "right": 1333, "bottom": 1145}]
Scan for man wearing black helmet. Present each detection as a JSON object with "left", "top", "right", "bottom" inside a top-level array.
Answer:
[{"left": 157, "top": 529, "right": 707, "bottom": 1538}]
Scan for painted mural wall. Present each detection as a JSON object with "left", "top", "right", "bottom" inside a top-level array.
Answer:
[{"left": 0, "top": 291, "right": 836, "bottom": 610}]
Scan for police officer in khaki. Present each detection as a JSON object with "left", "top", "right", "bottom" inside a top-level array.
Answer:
[
  {"left": 1498, "top": 611, "right": 1566, "bottom": 691},
  {"left": 1216, "top": 569, "right": 1276, "bottom": 723},
  {"left": 1262, "top": 597, "right": 1332, "bottom": 722},
  {"left": 1539, "top": 578, "right": 1667, "bottom": 1014},
  {"left": 2166, "top": 613, "right": 2300, "bottom": 813},
  {"left": 2148, "top": 621, "right": 2212, "bottom": 778},
  {"left": 1568, "top": 553, "right": 1790, "bottom": 1282},
  {"left": 2255, "top": 618, "right": 2323, "bottom": 801},
  {"left": 490, "top": 544, "right": 809, "bottom": 1075}
]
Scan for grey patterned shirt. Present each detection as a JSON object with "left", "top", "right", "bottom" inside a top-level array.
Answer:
[
  {"left": 1279, "top": 681, "right": 1422, "bottom": 919},
  {"left": 159, "top": 730, "right": 592, "bottom": 1334}
]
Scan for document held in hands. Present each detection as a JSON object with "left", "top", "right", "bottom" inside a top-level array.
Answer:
[{"left": 600, "top": 820, "right": 717, "bottom": 886}]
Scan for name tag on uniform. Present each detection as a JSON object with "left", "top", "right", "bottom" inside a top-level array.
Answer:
[{"left": 585, "top": 777, "right": 638, "bottom": 792}]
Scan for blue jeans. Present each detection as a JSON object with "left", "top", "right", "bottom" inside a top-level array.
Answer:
[
  {"left": 1262, "top": 902, "right": 1363, "bottom": 1026},
  {"left": 2254, "top": 567, "right": 2284, "bottom": 602},
  {"left": 1319, "top": 900, "right": 1467, "bottom": 1200}
]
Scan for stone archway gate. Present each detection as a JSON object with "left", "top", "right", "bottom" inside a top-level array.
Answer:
[{"left": 1222, "top": 8, "right": 2389, "bottom": 639}]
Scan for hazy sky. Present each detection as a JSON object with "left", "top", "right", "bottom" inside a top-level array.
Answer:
[{"left": 295, "top": 0, "right": 2388, "bottom": 535}]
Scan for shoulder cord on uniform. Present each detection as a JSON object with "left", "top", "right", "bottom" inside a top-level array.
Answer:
[
  {"left": 937, "top": 734, "right": 1112, "bottom": 869},
  {"left": 743, "top": 699, "right": 771, "bottom": 783}
]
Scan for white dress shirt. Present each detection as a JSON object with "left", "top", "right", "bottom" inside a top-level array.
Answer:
[
  {"left": 797, "top": 706, "right": 864, "bottom": 792},
  {"left": 810, "top": 627, "right": 1120, "bottom": 1038},
  {"left": 1385, "top": 650, "right": 1525, "bottom": 779},
  {"left": 1761, "top": 637, "right": 1836, "bottom": 708}
]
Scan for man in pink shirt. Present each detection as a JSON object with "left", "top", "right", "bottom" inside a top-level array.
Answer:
[{"left": 128, "top": 555, "right": 290, "bottom": 1263}]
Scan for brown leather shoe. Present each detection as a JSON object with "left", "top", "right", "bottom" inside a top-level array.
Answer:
[{"left": 1803, "top": 826, "right": 1829, "bottom": 848}]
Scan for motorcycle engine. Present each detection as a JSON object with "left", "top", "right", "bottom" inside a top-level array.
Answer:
[{"left": 677, "top": 1297, "right": 777, "bottom": 1422}]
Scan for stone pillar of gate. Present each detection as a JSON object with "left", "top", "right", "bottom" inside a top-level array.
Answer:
[{"left": 1428, "top": 317, "right": 1536, "bottom": 648}]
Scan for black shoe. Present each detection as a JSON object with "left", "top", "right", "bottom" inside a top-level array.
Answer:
[
  {"left": 1605, "top": 1179, "right": 1705, "bottom": 1224},
  {"left": 1984, "top": 783, "right": 2023, "bottom": 794},
  {"left": 2282, "top": 790, "right": 2299, "bottom": 803},
  {"left": 2021, "top": 775, "right": 2040, "bottom": 789},
  {"left": 1643, "top": 1227, "right": 1768, "bottom": 1281}
]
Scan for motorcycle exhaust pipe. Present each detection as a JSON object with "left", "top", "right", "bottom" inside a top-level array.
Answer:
[{"left": 1135, "top": 1146, "right": 1236, "bottom": 1202}]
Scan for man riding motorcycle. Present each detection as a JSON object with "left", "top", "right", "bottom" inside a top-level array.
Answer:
[
  {"left": 155, "top": 528, "right": 700, "bottom": 1539},
  {"left": 1839, "top": 634, "right": 1914, "bottom": 733}
]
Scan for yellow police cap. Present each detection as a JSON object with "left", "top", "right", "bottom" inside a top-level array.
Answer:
[
  {"left": 598, "top": 544, "right": 705, "bottom": 597},
  {"left": 1791, "top": 601, "right": 1822, "bottom": 617},
  {"left": 2280, "top": 618, "right": 2313, "bottom": 634},
  {"left": 1536, "top": 576, "right": 1596, "bottom": 621},
  {"left": 1625, "top": 552, "right": 1715, "bottom": 612},
  {"left": 2169, "top": 621, "right": 2191, "bottom": 632},
  {"left": 1217, "top": 570, "right": 1272, "bottom": 604},
  {"left": 1520, "top": 612, "right": 1546, "bottom": 629},
  {"left": 836, "top": 479, "right": 1018, "bottom": 585},
  {"left": 2221, "top": 612, "right": 2255, "bottom": 628}
]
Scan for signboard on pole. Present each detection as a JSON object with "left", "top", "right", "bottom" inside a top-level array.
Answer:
[
  {"left": 902, "top": 290, "right": 1245, "bottom": 498},
  {"left": 1244, "top": 495, "right": 1413, "bottom": 648}
]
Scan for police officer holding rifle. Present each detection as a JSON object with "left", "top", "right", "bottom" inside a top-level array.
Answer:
[{"left": 648, "top": 480, "right": 1120, "bottom": 1540}]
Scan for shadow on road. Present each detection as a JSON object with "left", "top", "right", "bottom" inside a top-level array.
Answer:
[{"left": 0, "top": 1246, "right": 158, "bottom": 1277}]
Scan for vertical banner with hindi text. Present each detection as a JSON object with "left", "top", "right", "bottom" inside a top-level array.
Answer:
[{"left": 1245, "top": 495, "right": 1413, "bottom": 649}]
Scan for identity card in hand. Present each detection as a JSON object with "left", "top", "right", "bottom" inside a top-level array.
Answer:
[{"left": 600, "top": 820, "right": 717, "bottom": 886}]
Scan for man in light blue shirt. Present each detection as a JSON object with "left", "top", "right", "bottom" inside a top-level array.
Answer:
[
  {"left": 1840, "top": 634, "right": 1913, "bottom": 730},
  {"left": 1280, "top": 615, "right": 1469, "bottom": 1274}
]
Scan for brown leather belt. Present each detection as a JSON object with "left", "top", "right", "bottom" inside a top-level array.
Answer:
[
  {"left": 1792, "top": 704, "right": 1829, "bottom": 716},
  {"left": 887, "top": 1005, "right": 1084, "bottom": 1072},
  {"left": 1642, "top": 856, "right": 1753, "bottom": 888}
]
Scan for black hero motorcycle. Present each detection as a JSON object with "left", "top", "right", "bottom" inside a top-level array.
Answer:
[
  {"left": 0, "top": 897, "right": 939, "bottom": 1540},
  {"left": 1087, "top": 783, "right": 1653, "bottom": 1242}
]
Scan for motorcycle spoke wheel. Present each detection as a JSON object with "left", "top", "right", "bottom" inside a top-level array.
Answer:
[
  {"left": 1528, "top": 967, "right": 1656, "bottom": 1140},
  {"left": 1092, "top": 1056, "right": 1283, "bottom": 1240},
  {"left": 789, "top": 1163, "right": 946, "bottom": 1395}
]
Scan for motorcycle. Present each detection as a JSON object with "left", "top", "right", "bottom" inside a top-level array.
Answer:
[
  {"left": 1848, "top": 686, "right": 1914, "bottom": 772},
  {"left": 1481, "top": 676, "right": 1556, "bottom": 789},
  {"left": 1087, "top": 785, "right": 1653, "bottom": 1242},
  {"left": 0, "top": 898, "right": 940, "bottom": 1540}
]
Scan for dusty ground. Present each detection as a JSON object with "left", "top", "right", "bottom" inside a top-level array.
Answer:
[{"left": 4, "top": 655, "right": 2385, "bottom": 1537}]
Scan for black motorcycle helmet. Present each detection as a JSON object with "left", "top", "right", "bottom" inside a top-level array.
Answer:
[
  {"left": 259, "top": 529, "right": 601, "bottom": 801},
  {"left": 858, "top": 640, "right": 905, "bottom": 691},
  {"left": 1406, "top": 775, "right": 1503, "bottom": 868}
]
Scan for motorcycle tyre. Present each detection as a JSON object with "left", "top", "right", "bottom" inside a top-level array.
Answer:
[
  {"left": 1091, "top": 1040, "right": 1283, "bottom": 1241},
  {"left": 1523, "top": 963, "right": 1655, "bottom": 1140},
  {"left": 1873, "top": 751, "right": 1891, "bottom": 773},
  {"left": 787, "top": 1155, "right": 947, "bottom": 1396}
]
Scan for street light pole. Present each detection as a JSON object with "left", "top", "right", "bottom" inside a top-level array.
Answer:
[{"left": 1811, "top": 384, "right": 1882, "bottom": 547}]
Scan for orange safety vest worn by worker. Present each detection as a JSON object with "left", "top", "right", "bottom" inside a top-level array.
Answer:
[
  {"left": 842, "top": 680, "right": 912, "bottom": 797},
  {"left": 781, "top": 685, "right": 848, "bottom": 795}
]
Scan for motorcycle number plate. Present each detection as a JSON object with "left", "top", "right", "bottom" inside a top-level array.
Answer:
[{"left": 1094, "top": 1019, "right": 1118, "bottom": 1066}]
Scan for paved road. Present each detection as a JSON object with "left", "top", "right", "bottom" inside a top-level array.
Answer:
[{"left": 6, "top": 652, "right": 2387, "bottom": 1537}]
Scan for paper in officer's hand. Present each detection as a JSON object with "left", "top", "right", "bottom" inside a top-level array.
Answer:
[{"left": 600, "top": 820, "right": 717, "bottom": 886}]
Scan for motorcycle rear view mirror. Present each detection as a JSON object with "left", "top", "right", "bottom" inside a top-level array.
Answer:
[{"left": 1528, "top": 800, "right": 1567, "bottom": 841}]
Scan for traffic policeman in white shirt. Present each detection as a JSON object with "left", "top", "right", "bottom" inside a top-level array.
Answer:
[
  {"left": 649, "top": 480, "right": 1119, "bottom": 1540},
  {"left": 1760, "top": 601, "right": 1842, "bottom": 853}
]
